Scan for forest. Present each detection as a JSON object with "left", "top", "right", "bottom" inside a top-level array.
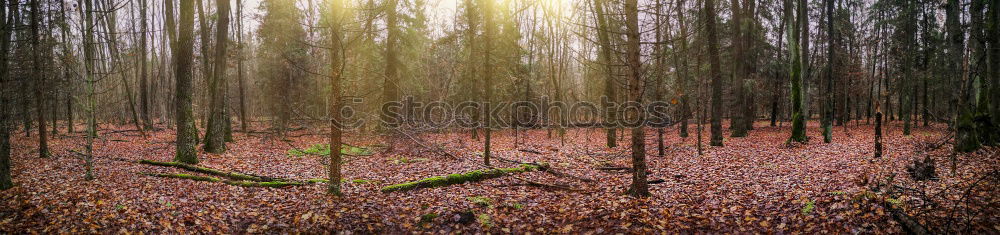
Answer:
[{"left": 0, "top": 0, "right": 998, "bottom": 233}]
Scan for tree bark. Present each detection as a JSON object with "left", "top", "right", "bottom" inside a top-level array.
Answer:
[
  {"left": 203, "top": 0, "right": 229, "bottom": 153},
  {"left": 237, "top": 0, "right": 247, "bottom": 132},
  {"left": 174, "top": 0, "right": 199, "bottom": 164},
  {"left": 481, "top": 0, "right": 494, "bottom": 166},
  {"left": 787, "top": 0, "right": 806, "bottom": 143},
  {"left": 675, "top": 0, "right": 690, "bottom": 137},
  {"left": 380, "top": 0, "right": 400, "bottom": 131},
  {"left": 593, "top": 0, "right": 617, "bottom": 148},
  {"left": 30, "top": 0, "right": 49, "bottom": 158},
  {"left": 140, "top": 0, "right": 152, "bottom": 129},
  {"left": 822, "top": 0, "right": 834, "bottom": 143},
  {"left": 625, "top": 0, "right": 649, "bottom": 197},
  {"left": 0, "top": 0, "right": 14, "bottom": 190},
  {"left": 798, "top": 0, "right": 810, "bottom": 125},
  {"left": 706, "top": 0, "right": 724, "bottom": 147},
  {"left": 730, "top": 0, "right": 747, "bottom": 137},
  {"left": 81, "top": 0, "right": 97, "bottom": 180},
  {"left": 328, "top": 0, "right": 346, "bottom": 196}
]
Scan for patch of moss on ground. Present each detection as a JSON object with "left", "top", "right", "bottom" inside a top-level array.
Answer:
[
  {"left": 287, "top": 144, "right": 373, "bottom": 157},
  {"left": 467, "top": 196, "right": 492, "bottom": 207},
  {"left": 390, "top": 156, "right": 430, "bottom": 164}
]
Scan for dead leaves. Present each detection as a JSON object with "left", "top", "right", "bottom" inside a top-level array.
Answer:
[{"left": 0, "top": 123, "right": 996, "bottom": 233}]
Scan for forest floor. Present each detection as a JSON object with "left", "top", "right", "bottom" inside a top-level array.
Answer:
[{"left": 1, "top": 121, "right": 997, "bottom": 233}]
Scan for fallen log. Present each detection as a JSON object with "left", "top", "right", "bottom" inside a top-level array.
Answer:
[
  {"left": 381, "top": 164, "right": 542, "bottom": 193},
  {"left": 140, "top": 173, "right": 305, "bottom": 188},
  {"left": 886, "top": 203, "right": 930, "bottom": 235},
  {"left": 138, "top": 160, "right": 274, "bottom": 182}
]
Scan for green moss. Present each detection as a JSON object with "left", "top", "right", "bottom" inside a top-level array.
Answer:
[
  {"left": 801, "top": 200, "right": 815, "bottom": 215},
  {"left": 419, "top": 213, "right": 438, "bottom": 224},
  {"left": 467, "top": 196, "right": 492, "bottom": 207},
  {"left": 886, "top": 197, "right": 903, "bottom": 206},
  {"left": 381, "top": 182, "right": 420, "bottom": 192},
  {"left": 956, "top": 110, "right": 981, "bottom": 152},
  {"left": 391, "top": 157, "right": 430, "bottom": 164},
  {"left": 350, "top": 179, "right": 374, "bottom": 184},
  {"left": 790, "top": 113, "right": 807, "bottom": 143},
  {"left": 477, "top": 213, "right": 492, "bottom": 228},
  {"left": 307, "top": 178, "right": 330, "bottom": 183}
]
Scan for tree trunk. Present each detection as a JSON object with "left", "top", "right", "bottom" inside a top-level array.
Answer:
[
  {"left": 327, "top": 0, "right": 346, "bottom": 196},
  {"left": 81, "top": 0, "right": 97, "bottom": 180},
  {"left": 902, "top": 1, "right": 916, "bottom": 136},
  {"left": 593, "top": 0, "right": 617, "bottom": 148},
  {"left": 788, "top": 0, "right": 807, "bottom": 143},
  {"left": 482, "top": 0, "right": 494, "bottom": 166},
  {"left": 730, "top": 0, "right": 747, "bottom": 137},
  {"left": 203, "top": 0, "right": 229, "bottom": 153},
  {"left": 707, "top": 0, "right": 724, "bottom": 147},
  {"left": 655, "top": 0, "right": 665, "bottom": 156},
  {"left": 196, "top": 0, "right": 211, "bottom": 132},
  {"left": 237, "top": 0, "right": 247, "bottom": 132},
  {"left": 822, "top": 0, "right": 834, "bottom": 143},
  {"left": 624, "top": 0, "right": 648, "bottom": 197},
  {"left": 875, "top": 112, "right": 882, "bottom": 158},
  {"left": 140, "top": 0, "right": 152, "bottom": 129},
  {"left": 30, "top": 0, "right": 49, "bottom": 158},
  {"left": 675, "top": 0, "right": 690, "bottom": 137},
  {"left": 771, "top": 3, "right": 786, "bottom": 127},
  {"left": 1, "top": 0, "right": 14, "bottom": 190},
  {"left": 381, "top": 0, "right": 400, "bottom": 131},
  {"left": 743, "top": 0, "right": 758, "bottom": 132},
  {"left": 174, "top": 0, "right": 199, "bottom": 164},
  {"left": 949, "top": 0, "right": 976, "bottom": 152},
  {"left": 987, "top": 0, "right": 1000, "bottom": 144}
]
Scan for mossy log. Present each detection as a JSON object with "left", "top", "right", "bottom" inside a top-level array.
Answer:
[
  {"left": 138, "top": 160, "right": 271, "bottom": 182},
  {"left": 381, "top": 164, "right": 541, "bottom": 193},
  {"left": 140, "top": 172, "right": 305, "bottom": 188}
]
